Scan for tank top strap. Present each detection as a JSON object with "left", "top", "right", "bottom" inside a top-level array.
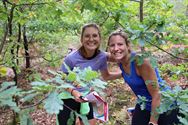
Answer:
[
  {"left": 119, "top": 52, "right": 137, "bottom": 77},
  {"left": 119, "top": 63, "right": 125, "bottom": 75}
]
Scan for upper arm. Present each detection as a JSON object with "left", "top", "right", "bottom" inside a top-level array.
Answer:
[
  {"left": 61, "top": 56, "right": 74, "bottom": 73},
  {"left": 138, "top": 60, "right": 159, "bottom": 97}
]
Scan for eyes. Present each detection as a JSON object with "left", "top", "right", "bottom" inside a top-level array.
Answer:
[
  {"left": 84, "top": 33, "right": 99, "bottom": 39},
  {"left": 109, "top": 42, "right": 124, "bottom": 48}
]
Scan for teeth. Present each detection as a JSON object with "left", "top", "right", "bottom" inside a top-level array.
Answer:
[
  {"left": 113, "top": 52, "right": 122, "bottom": 57},
  {"left": 88, "top": 43, "right": 96, "bottom": 46}
]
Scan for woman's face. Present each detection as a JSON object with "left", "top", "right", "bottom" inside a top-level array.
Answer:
[
  {"left": 81, "top": 27, "right": 101, "bottom": 52},
  {"left": 108, "top": 35, "right": 130, "bottom": 62}
]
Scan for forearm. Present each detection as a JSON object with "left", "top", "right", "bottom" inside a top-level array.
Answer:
[
  {"left": 150, "top": 94, "right": 160, "bottom": 124},
  {"left": 103, "top": 71, "right": 122, "bottom": 81},
  {"left": 65, "top": 88, "right": 74, "bottom": 94}
]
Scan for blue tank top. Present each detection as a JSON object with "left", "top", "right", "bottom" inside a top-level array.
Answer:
[{"left": 119, "top": 53, "right": 171, "bottom": 111}]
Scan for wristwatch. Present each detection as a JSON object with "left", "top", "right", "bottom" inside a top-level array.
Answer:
[{"left": 148, "top": 122, "right": 158, "bottom": 125}]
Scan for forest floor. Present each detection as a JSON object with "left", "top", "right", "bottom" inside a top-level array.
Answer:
[{"left": 0, "top": 45, "right": 187, "bottom": 125}]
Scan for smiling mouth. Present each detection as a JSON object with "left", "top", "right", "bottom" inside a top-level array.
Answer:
[
  {"left": 87, "top": 42, "right": 98, "bottom": 46},
  {"left": 112, "top": 51, "right": 122, "bottom": 56}
]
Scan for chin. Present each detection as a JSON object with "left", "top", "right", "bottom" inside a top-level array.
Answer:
[{"left": 115, "top": 58, "right": 122, "bottom": 63}]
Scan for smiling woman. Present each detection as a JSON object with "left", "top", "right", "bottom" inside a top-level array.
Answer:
[
  {"left": 57, "top": 23, "right": 121, "bottom": 125},
  {"left": 81, "top": 27, "right": 101, "bottom": 55},
  {"left": 107, "top": 29, "right": 181, "bottom": 125},
  {"left": 79, "top": 24, "right": 101, "bottom": 59}
]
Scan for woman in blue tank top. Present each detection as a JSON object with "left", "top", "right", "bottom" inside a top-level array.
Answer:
[{"left": 107, "top": 30, "right": 180, "bottom": 125}]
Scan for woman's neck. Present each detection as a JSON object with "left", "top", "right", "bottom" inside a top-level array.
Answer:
[
  {"left": 121, "top": 53, "right": 131, "bottom": 67},
  {"left": 85, "top": 49, "right": 95, "bottom": 58},
  {"left": 79, "top": 47, "right": 98, "bottom": 59}
]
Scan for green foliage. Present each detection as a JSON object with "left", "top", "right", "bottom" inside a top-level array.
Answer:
[
  {"left": 0, "top": 66, "right": 107, "bottom": 124},
  {"left": 1, "top": 0, "right": 188, "bottom": 124},
  {"left": 67, "top": 111, "right": 75, "bottom": 125},
  {"left": 0, "top": 66, "right": 8, "bottom": 77},
  {"left": 32, "top": 81, "right": 56, "bottom": 93},
  {"left": 159, "top": 62, "right": 188, "bottom": 81},
  {"left": 67, "top": 72, "right": 77, "bottom": 82},
  {"left": 76, "top": 112, "right": 90, "bottom": 125},
  {"left": 137, "top": 95, "right": 147, "bottom": 110},
  {"left": 171, "top": 47, "right": 188, "bottom": 57},
  {"left": 19, "top": 109, "right": 33, "bottom": 125},
  {"left": 36, "top": 66, "right": 107, "bottom": 120},
  {"left": 81, "top": 67, "right": 99, "bottom": 82},
  {"left": 0, "top": 82, "right": 21, "bottom": 112},
  {"left": 137, "top": 83, "right": 188, "bottom": 125},
  {"left": 43, "top": 92, "right": 63, "bottom": 114},
  {"left": 132, "top": 51, "right": 158, "bottom": 68},
  {"left": 158, "top": 86, "right": 188, "bottom": 124}
]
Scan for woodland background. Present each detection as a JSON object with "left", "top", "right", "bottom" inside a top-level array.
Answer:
[{"left": 0, "top": 0, "right": 188, "bottom": 125}]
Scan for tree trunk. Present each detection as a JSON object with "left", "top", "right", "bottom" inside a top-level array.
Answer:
[
  {"left": 140, "top": 0, "right": 145, "bottom": 52},
  {"left": 23, "top": 26, "right": 30, "bottom": 68},
  {"left": 8, "top": 4, "right": 18, "bottom": 85},
  {"left": 139, "top": 0, "right": 143, "bottom": 22},
  {"left": 16, "top": 24, "right": 21, "bottom": 65},
  {"left": 0, "top": 24, "right": 8, "bottom": 54}
]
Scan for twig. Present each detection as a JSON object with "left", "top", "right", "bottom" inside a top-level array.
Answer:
[
  {"left": 3, "top": 0, "right": 14, "bottom": 5},
  {"left": 20, "top": 94, "right": 48, "bottom": 109},
  {"left": 99, "top": 12, "right": 110, "bottom": 26},
  {"left": 20, "top": 93, "right": 76, "bottom": 113},
  {"left": 15, "top": 2, "right": 50, "bottom": 7},
  {"left": 146, "top": 41, "right": 188, "bottom": 61},
  {"left": 114, "top": 21, "right": 188, "bottom": 61}
]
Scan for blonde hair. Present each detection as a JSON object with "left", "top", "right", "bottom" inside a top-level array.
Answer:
[
  {"left": 108, "top": 29, "right": 130, "bottom": 46},
  {"left": 108, "top": 29, "right": 131, "bottom": 53}
]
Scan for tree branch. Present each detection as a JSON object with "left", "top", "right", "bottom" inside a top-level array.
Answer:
[
  {"left": 113, "top": 21, "right": 188, "bottom": 61},
  {"left": 20, "top": 94, "right": 49, "bottom": 109},
  {"left": 15, "top": 2, "right": 51, "bottom": 7},
  {"left": 3, "top": 0, "right": 14, "bottom": 5},
  {"left": 99, "top": 12, "right": 110, "bottom": 26},
  {"left": 146, "top": 40, "right": 188, "bottom": 61},
  {"left": 0, "top": 24, "right": 8, "bottom": 54}
]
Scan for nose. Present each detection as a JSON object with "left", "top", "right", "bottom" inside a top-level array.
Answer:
[
  {"left": 89, "top": 36, "right": 94, "bottom": 41},
  {"left": 114, "top": 44, "right": 118, "bottom": 51}
]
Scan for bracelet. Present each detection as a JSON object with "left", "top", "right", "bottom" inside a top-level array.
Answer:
[{"left": 71, "top": 89, "right": 75, "bottom": 96}]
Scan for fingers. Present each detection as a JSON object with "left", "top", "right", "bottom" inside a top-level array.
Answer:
[
  {"left": 72, "top": 90, "right": 85, "bottom": 102},
  {"left": 75, "top": 96, "right": 85, "bottom": 103}
]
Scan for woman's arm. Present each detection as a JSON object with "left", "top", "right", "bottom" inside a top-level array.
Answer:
[
  {"left": 105, "top": 52, "right": 116, "bottom": 62},
  {"left": 61, "top": 57, "right": 86, "bottom": 102},
  {"left": 138, "top": 59, "right": 160, "bottom": 125},
  {"left": 100, "top": 69, "right": 122, "bottom": 81},
  {"left": 99, "top": 52, "right": 122, "bottom": 81}
]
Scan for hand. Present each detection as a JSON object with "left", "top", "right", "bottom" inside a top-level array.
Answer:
[
  {"left": 71, "top": 90, "right": 85, "bottom": 103},
  {"left": 148, "top": 122, "right": 158, "bottom": 125}
]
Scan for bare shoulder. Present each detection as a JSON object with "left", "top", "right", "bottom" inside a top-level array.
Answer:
[{"left": 136, "top": 58, "right": 154, "bottom": 74}]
